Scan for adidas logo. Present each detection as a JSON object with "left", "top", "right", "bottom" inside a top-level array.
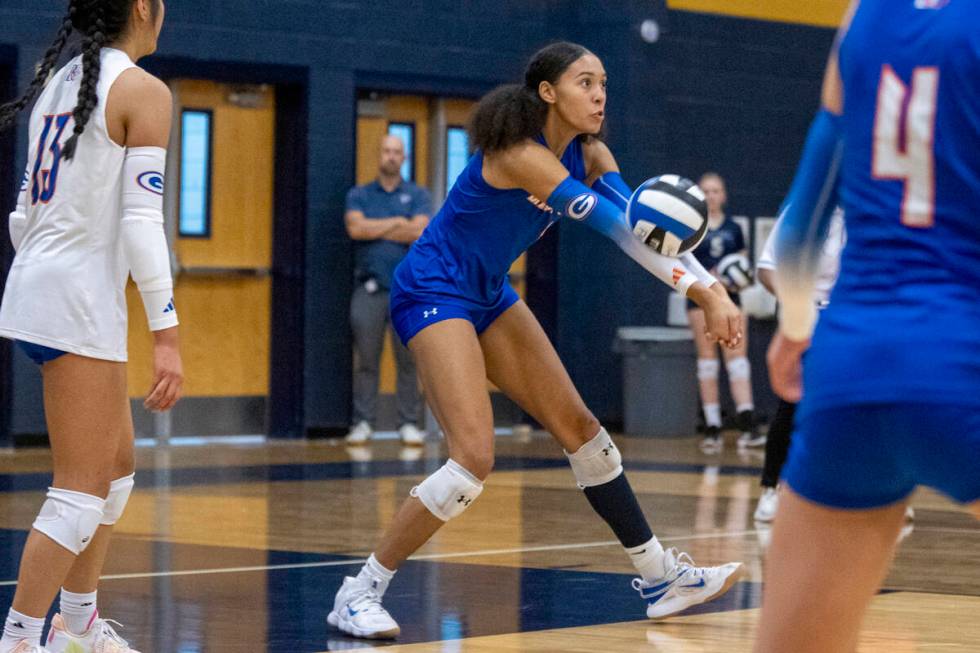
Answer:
[{"left": 163, "top": 298, "right": 175, "bottom": 313}]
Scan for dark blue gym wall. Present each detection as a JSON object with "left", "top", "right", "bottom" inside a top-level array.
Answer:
[
  {"left": 0, "top": 1, "right": 834, "bottom": 440},
  {"left": 555, "top": 6, "right": 835, "bottom": 424}
]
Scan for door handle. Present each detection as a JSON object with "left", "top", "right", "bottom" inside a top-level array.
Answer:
[{"left": 177, "top": 266, "right": 272, "bottom": 278}]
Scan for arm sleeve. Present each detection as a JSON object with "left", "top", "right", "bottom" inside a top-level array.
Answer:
[
  {"left": 8, "top": 169, "right": 29, "bottom": 251},
  {"left": 549, "top": 175, "right": 700, "bottom": 296},
  {"left": 774, "top": 109, "right": 843, "bottom": 340},
  {"left": 121, "top": 146, "right": 178, "bottom": 331},
  {"left": 592, "top": 172, "right": 717, "bottom": 288}
]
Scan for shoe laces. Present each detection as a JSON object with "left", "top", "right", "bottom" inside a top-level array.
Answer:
[
  {"left": 348, "top": 586, "right": 387, "bottom": 616},
  {"left": 94, "top": 619, "right": 131, "bottom": 649},
  {"left": 665, "top": 548, "right": 704, "bottom": 580}
]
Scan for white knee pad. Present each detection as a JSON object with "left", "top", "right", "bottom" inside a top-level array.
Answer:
[
  {"left": 726, "top": 356, "right": 751, "bottom": 381},
  {"left": 410, "top": 459, "right": 484, "bottom": 521},
  {"left": 101, "top": 473, "right": 135, "bottom": 526},
  {"left": 697, "top": 358, "right": 720, "bottom": 382},
  {"left": 565, "top": 427, "right": 623, "bottom": 488},
  {"left": 33, "top": 488, "right": 105, "bottom": 555}
]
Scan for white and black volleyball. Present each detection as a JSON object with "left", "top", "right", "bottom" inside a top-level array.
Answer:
[
  {"left": 627, "top": 175, "right": 709, "bottom": 257},
  {"left": 718, "top": 253, "right": 754, "bottom": 290}
]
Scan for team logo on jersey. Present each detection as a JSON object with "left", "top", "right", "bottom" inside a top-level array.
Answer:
[
  {"left": 672, "top": 267, "right": 685, "bottom": 285},
  {"left": 400, "top": 193, "right": 411, "bottom": 204},
  {"left": 66, "top": 64, "right": 81, "bottom": 82},
  {"left": 566, "top": 193, "right": 597, "bottom": 221},
  {"left": 137, "top": 171, "right": 164, "bottom": 195},
  {"left": 914, "top": 0, "right": 949, "bottom": 8}
]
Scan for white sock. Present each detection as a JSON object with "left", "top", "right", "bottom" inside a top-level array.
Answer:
[
  {"left": 0, "top": 608, "right": 45, "bottom": 650},
  {"left": 736, "top": 402, "right": 754, "bottom": 414},
  {"left": 703, "top": 403, "right": 721, "bottom": 428},
  {"left": 356, "top": 554, "right": 396, "bottom": 596},
  {"left": 625, "top": 536, "right": 667, "bottom": 582},
  {"left": 60, "top": 588, "right": 98, "bottom": 635}
]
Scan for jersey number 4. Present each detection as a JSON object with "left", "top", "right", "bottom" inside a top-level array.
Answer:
[
  {"left": 872, "top": 65, "right": 939, "bottom": 228},
  {"left": 30, "top": 113, "right": 73, "bottom": 206}
]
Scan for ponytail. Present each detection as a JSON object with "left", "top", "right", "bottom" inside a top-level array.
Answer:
[{"left": 469, "top": 83, "right": 548, "bottom": 153}]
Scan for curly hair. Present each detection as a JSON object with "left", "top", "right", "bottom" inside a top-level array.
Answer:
[
  {"left": 0, "top": 0, "right": 160, "bottom": 160},
  {"left": 470, "top": 41, "right": 602, "bottom": 153}
]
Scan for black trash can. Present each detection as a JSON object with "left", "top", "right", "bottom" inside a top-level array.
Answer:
[{"left": 614, "top": 327, "right": 699, "bottom": 437}]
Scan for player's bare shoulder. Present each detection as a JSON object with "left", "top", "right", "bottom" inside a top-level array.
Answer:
[{"left": 107, "top": 68, "right": 172, "bottom": 147}]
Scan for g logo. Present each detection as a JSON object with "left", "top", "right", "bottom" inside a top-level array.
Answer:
[
  {"left": 137, "top": 171, "right": 164, "bottom": 196},
  {"left": 566, "top": 193, "right": 597, "bottom": 221}
]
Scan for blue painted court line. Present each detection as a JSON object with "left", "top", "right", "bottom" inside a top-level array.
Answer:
[{"left": 0, "top": 457, "right": 761, "bottom": 493}]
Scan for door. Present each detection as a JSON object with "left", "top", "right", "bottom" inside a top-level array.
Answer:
[
  {"left": 354, "top": 93, "right": 526, "bottom": 428},
  {"left": 127, "top": 80, "right": 275, "bottom": 435}
]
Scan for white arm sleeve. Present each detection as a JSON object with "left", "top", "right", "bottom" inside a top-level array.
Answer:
[
  {"left": 613, "top": 229, "right": 700, "bottom": 298},
  {"left": 122, "top": 146, "right": 178, "bottom": 331},
  {"left": 9, "top": 169, "right": 29, "bottom": 251},
  {"left": 679, "top": 252, "right": 719, "bottom": 287}
]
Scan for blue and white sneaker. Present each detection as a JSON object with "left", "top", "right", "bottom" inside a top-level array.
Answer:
[
  {"left": 328, "top": 576, "right": 400, "bottom": 639},
  {"left": 633, "top": 548, "right": 745, "bottom": 619}
]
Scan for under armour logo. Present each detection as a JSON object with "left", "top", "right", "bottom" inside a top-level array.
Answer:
[
  {"left": 81, "top": 536, "right": 90, "bottom": 543},
  {"left": 456, "top": 495, "right": 471, "bottom": 506},
  {"left": 602, "top": 444, "right": 615, "bottom": 456},
  {"left": 423, "top": 308, "right": 439, "bottom": 319}
]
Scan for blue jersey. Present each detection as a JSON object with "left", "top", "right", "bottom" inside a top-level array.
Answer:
[
  {"left": 805, "top": 0, "right": 980, "bottom": 408},
  {"left": 394, "top": 135, "right": 586, "bottom": 305},
  {"left": 690, "top": 217, "right": 745, "bottom": 271}
]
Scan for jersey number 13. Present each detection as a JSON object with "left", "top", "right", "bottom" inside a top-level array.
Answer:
[{"left": 30, "top": 113, "right": 73, "bottom": 206}]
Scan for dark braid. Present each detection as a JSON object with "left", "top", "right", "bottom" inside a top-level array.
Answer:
[
  {"left": 0, "top": 0, "right": 159, "bottom": 158},
  {"left": 0, "top": 2, "right": 76, "bottom": 132},
  {"left": 61, "top": 0, "right": 107, "bottom": 160}
]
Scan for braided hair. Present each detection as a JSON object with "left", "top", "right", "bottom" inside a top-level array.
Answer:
[
  {"left": 0, "top": 4, "right": 76, "bottom": 133},
  {"left": 0, "top": 0, "right": 159, "bottom": 160}
]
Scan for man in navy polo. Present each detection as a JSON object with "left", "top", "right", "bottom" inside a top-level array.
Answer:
[{"left": 344, "top": 134, "right": 431, "bottom": 445}]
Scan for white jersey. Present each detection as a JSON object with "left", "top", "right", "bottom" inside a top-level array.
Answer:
[
  {"left": 757, "top": 208, "right": 846, "bottom": 305},
  {"left": 0, "top": 49, "right": 139, "bottom": 361}
]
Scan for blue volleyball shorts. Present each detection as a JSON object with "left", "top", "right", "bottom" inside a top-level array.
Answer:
[
  {"left": 784, "top": 400, "right": 980, "bottom": 509},
  {"left": 17, "top": 340, "right": 68, "bottom": 365},
  {"left": 390, "top": 283, "right": 520, "bottom": 347}
]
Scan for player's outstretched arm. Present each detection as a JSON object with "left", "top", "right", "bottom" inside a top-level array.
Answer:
[{"left": 488, "top": 141, "right": 741, "bottom": 345}]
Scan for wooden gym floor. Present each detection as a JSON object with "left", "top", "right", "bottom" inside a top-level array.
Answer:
[{"left": 0, "top": 432, "right": 976, "bottom": 652}]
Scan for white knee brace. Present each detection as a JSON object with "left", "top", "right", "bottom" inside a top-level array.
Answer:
[
  {"left": 101, "top": 473, "right": 135, "bottom": 526},
  {"left": 697, "top": 358, "right": 720, "bottom": 382},
  {"left": 726, "top": 356, "right": 751, "bottom": 381},
  {"left": 565, "top": 427, "right": 623, "bottom": 488},
  {"left": 411, "top": 459, "right": 484, "bottom": 521},
  {"left": 33, "top": 488, "right": 105, "bottom": 555}
]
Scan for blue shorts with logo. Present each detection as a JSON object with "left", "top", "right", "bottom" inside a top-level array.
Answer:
[
  {"left": 17, "top": 341, "right": 68, "bottom": 365},
  {"left": 784, "top": 401, "right": 980, "bottom": 509},
  {"left": 389, "top": 281, "right": 520, "bottom": 347}
]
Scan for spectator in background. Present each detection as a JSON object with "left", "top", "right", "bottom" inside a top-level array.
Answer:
[
  {"left": 689, "top": 173, "right": 762, "bottom": 454},
  {"left": 345, "top": 135, "right": 431, "bottom": 445}
]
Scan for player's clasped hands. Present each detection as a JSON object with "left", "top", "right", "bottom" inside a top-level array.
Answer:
[{"left": 702, "top": 290, "right": 743, "bottom": 348}]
